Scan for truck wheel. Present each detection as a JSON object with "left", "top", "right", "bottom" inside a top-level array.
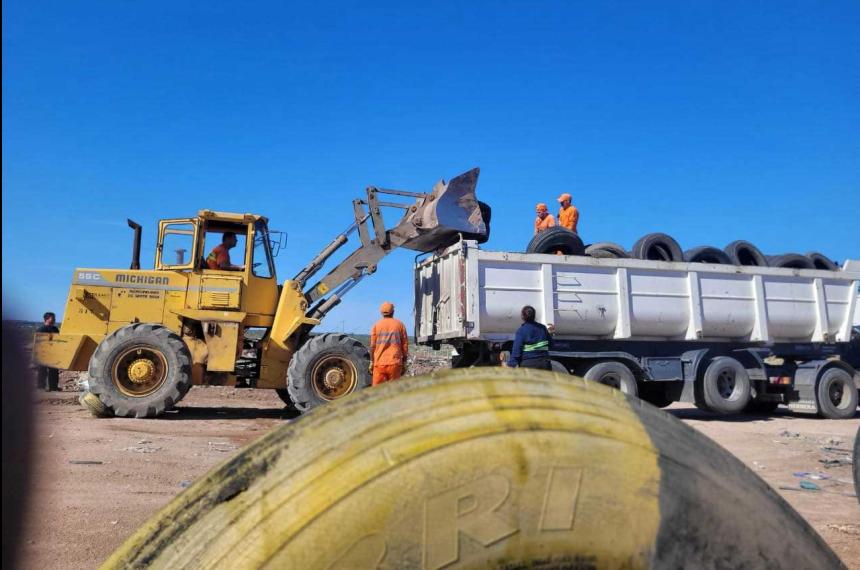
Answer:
[
  {"left": 525, "top": 226, "right": 585, "bottom": 255},
  {"left": 631, "top": 233, "right": 684, "bottom": 262},
  {"left": 549, "top": 359, "right": 569, "bottom": 374},
  {"left": 683, "top": 246, "right": 732, "bottom": 265},
  {"left": 102, "top": 368, "right": 843, "bottom": 569},
  {"left": 816, "top": 366, "right": 858, "bottom": 419},
  {"left": 700, "top": 357, "right": 751, "bottom": 414},
  {"left": 723, "top": 240, "right": 769, "bottom": 266},
  {"left": 583, "top": 361, "right": 638, "bottom": 397},
  {"left": 88, "top": 323, "right": 192, "bottom": 418},
  {"left": 287, "top": 333, "right": 371, "bottom": 413},
  {"left": 584, "top": 241, "right": 629, "bottom": 259}
]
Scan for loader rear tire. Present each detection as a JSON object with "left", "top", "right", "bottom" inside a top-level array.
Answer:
[
  {"left": 287, "top": 333, "right": 371, "bottom": 413},
  {"left": 525, "top": 226, "right": 585, "bottom": 255},
  {"left": 88, "top": 323, "right": 192, "bottom": 418},
  {"left": 275, "top": 389, "right": 300, "bottom": 413},
  {"left": 102, "top": 368, "right": 843, "bottom": 569}
]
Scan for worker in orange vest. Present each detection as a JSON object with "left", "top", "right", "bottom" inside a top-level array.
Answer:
[
  {"left": 534, "top": 203, "right": 555, "bottom": 234},
  {"left": 557, "top": 193, "right": 579, "bottom": 233},
  {"left": 369, "top": 301, "right": 409, "bottom": 386}
]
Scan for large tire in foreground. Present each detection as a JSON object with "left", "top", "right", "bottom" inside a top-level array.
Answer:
[
  {"left": 88, "top": 323, "right": 192, "bottom": 418},
  {"left": 699, "top": 356, "right": 751, "bottom": 414},
  {"left": 724, "top": 240, "right": 769, "bottom": 267},
  {"left": 631, "top": 232, "right": 684, "bottom": 262},
  {"left": 286, "top": 333, "right": 371, "bottom": 413},
  {"left": 102, "top": 368, "right": 843, "bottom": 569},
  {"left": 854, "top": 426, "right": 860, "bottom": 505},
  {"left": 815, "top": 366, "right": 858, "bottom": 419},
  {"left": 583, "top": 360, "right": 639, "bottom": 397},
  {"left": 525, "top": 226, "right": 585, "bottom": 255}
]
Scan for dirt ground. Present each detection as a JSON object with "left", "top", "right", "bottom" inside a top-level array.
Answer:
[{"left": 14, "top": 386, "right": 860, "bottom": 569}]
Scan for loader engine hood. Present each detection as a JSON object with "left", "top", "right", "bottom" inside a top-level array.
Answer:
[{"left": 388, "top": 167, "right": 488, "bottom": 252}]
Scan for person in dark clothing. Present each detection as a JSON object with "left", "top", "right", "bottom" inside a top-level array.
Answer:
[
  {"left": 36, "top": 312, "right": 60, "bottom": 392},
  {"left": 507, "top": 306, "right": 552, "bottom": 370}
]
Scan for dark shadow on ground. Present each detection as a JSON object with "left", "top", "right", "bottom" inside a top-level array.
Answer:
[
  {"left": 163, "top": 406, "right": 300, "bottom": 420},
  {"left": 667, "top": 406, "right": 859, "bottom": 422}
]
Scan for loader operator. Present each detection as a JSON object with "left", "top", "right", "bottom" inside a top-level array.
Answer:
[
  {"left": 206, "top": 232, "right": 244, "bottom": 271},
  {"left": 369, "top": 302, "right": 409, "bottom": 386},
  {"left": 534, "top": 203, "right": 555, "bottom": 234},
  {"left": 506, "top": 305, "right": 552, "bottom": 370},
  {"left": 557, "top": 193, "right": 579, "bottom": 233}
]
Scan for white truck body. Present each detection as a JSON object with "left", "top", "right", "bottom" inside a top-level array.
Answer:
[{"left": 415, "top": 241, "right": 860, "bottom": 346}]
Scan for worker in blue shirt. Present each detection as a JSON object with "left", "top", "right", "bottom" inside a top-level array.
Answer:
[{"left": 507, "top": 305, "right": 552, "bottom": 370}]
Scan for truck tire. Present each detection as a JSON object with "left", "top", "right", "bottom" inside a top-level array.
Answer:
[
  {"left": 583, "top": 360, "right": 638, "bottom": 397},
  {"left": 805, "top": 251, "right": 839, "bottom": 270},
  {"left": 631, "top": 233, "right": 684, "bottom": 262},
  {"left": 683, "top": 246, "right": 732, "bottom": 265},
  {"left": 815, "top": 366, "right": 858, "bottom": 419},
  {"left": 525, "top": 226, "right": 585, "bottom": 256},
  {"left": 88, "top": 323, "right": 192, "bottom": 418},
  {"left": 768, "top": 254, "right": 816, "bottom": 269},
  {"left": 584, "top": 241, "right": 629, "bottom": 259},
  {"left": 287, "top": 333, "right": 371, "bottom": 413},
  {"left": 700, "top": 357, "right": 751, "bottom": 414},
  {"left": 78, "top": 390, "right": 113, "bottom": 418},
  {"left": 549, "top": 359, "right": 569, "bottom": 374},
  {"left": 102, "top": 368, "right": 843, "bottom": 569},
  {"left": 724, "top": 240, "right": 769, "bottom": 267}
]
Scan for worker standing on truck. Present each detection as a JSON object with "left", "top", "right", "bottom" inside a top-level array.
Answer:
[
  {"left": 507, "top": 306, "right": 552, "bottom": 370},
  {"left": 557, "top": 193, "right": 579, "bottom": 233},
  {"left": 206, "top": 232, "right": 244, "bottom": 271},
  {"left": 369, "top": 302, "right": 409, "bottom": 386},
  {"left": 36, "top": 312, "right": 60, "bottom": 391},
  {"left": 534, "top": 203, "right": 555, "bottom": 234}
]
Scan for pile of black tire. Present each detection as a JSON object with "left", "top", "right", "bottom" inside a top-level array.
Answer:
[{"left": 525, "top": 227, "right": 840, "bottom": 270}]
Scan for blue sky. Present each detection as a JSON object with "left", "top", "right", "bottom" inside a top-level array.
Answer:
[{"left": 3, "top": 1, "right": 859, "bottom": 332}]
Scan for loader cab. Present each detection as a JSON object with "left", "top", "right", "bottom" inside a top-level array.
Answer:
[{"left": 155, "top": 211, "right": 280, "bottom": 321}]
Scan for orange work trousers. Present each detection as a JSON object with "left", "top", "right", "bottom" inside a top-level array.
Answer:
[{"left": 372, "top": 364, "right": 403, "bottom": 386}]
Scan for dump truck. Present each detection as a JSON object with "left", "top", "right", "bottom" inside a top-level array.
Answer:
[
  {"left": 33, "top": 169, "right": 488, "bottom": 417},
  {"left": 415, "top": 240, "right": 860, "bottom": 418}
]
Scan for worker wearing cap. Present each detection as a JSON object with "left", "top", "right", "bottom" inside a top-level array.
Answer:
[
  {"left": 534, "top": 203, "right": 556, "bottom": 235},
  {"left": 557, "top": 193, "right": 579, "bottom": 233},
  {"left": 369, "top": 302, "right": 409, "bottom": 386}
]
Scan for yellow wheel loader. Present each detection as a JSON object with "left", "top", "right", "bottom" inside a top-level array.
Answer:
[{"left": 33, "top": 169, "right": 488, "bottom": 417}]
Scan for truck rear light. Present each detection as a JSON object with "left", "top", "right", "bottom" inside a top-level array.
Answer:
[{"left": 768, "top": 376, "right": 792, "bottom": 385}]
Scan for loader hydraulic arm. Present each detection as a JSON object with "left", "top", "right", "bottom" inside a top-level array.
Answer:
[{"left": 294, "top": 168, "right": 486, "bottom": 321}]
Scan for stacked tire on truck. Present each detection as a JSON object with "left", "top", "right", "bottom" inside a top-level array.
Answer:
[{"left": 416, "top": 234, "right": 859, "bottom": 419}]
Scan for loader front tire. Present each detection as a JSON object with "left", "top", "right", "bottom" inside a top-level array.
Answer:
[
  {"left": 102, "top": 368, "right": 842, "bottom": 569},
  {"left": 287, "top": 333, "right": 371, "bottom": 413},
  {"left": 88, "top": 323, "right": 192, "bottom": 418}
]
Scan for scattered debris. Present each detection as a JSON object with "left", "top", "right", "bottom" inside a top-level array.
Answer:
[
  {"left": 822, "top": 437, "right": 843, "bottom": 447},
  {"left": 821, "top": 446, "right": 852, "bottom": 455},
  {"left": 110, "top": 520, "right": 118, "bottom": 525},
  {"left": 68, "top": 460, "right": 103, "bottom": 465},
  {"left": 819, "top": 457, "right": 852, "bottom": 468},
  {"left": 826, "top": 524, "right": 860, "bottom": 536},
  {"left": 778, "top": 429, "right": 801, "bottom": 439},
  {"left": 752, "top": 461, "right": 766, "bottom": 471},
  {"left": 208, "top": 441, "right": 238, "bottom": 453},
  {"left": 799, "top": 480, "right": 821, "bottom": 491},
  {"left": 793, "top": 471, "right": 830, "bottom": 480},
  {"left": 179, "top": 480, "right": 192, "bottom": 488},
  {"left": 123, "top": 445, "right": 162, "bottom": 454}
]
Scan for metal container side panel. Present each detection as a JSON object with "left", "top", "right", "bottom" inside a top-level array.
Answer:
[
  {"left": 762, "top": 276, "right": 817, "bottom": 340},
  {"left": 414, "top": 248, "right": 466, "bottom": 342},
  {"left": 627, "top": 268, "right": 690, "bottom": 338},
  {"left": 822, "top": 279, "right": 856, "bottom": 340},
  {"left": 697, "top": 272, "right": 757, "bottom": 339},
  {"left": 553, "top": 265, "right": 619, "bottom": 337},
  {"left": 477, "top": 261, "right": 546, "bottom": 335}
]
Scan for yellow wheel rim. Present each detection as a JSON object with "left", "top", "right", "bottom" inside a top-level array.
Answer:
[
  {"left": 112, "top": 346, "right": 168, "bottom": 397},
  {"left": 311, "top": 355, "right": 357, "bottom": 401}
]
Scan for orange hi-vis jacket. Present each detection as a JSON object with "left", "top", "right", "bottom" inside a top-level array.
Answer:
[
  {"left": 534, "top": 214, "right": 556, "bottom": 234},
  {"left": 370, "top": 317, "right": 409, "bottom": 366},
  {"left": 206, "top": 244, "right": 231, "bottom": 270},
  {"left": 558, "top": 205, "right": 579, "bottom": 233}
]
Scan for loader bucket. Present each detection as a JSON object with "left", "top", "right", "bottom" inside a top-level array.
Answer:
[{"left": 389, "top": 167, "right": 488, "bottom": 252}]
